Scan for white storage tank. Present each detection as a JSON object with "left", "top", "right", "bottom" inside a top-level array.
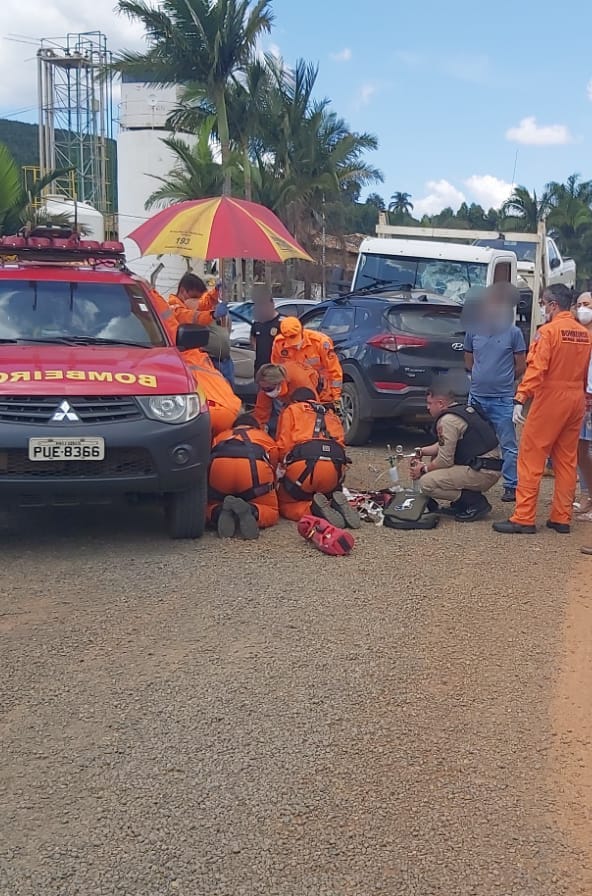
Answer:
[
  {"left": 117, "top": 75, "right": 207, "bottom": 296},
  {"left": 42, "top": 196, "right": 105, "bottom": 241}
]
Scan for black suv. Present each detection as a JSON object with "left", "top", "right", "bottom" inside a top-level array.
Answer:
[{"left": 299, "top": 292, "right": 467, "bottom": 445}]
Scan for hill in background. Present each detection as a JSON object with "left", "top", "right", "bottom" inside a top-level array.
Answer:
[{"left": 0, "top": 119, "right": 41, "bottom": 168}]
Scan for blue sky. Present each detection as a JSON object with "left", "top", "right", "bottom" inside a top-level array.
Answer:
[
  {"left": 2, "top": 0, "right": 591, "bottom": 215},
  {"left": 266, "top": 0, "right": 592, "bottom": 213}
]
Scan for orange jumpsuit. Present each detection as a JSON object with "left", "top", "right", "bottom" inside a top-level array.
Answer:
[
  {"left": 276, "top": 400, "right": 347, "bottom": 521},
  {"left": 271, "top": 320, "right": 343, "bottom": 405},
  {"left": 207, "top": 425, "right": 279, "bottom": 528},
  {"left": 184, "top": 350, "right": 241, "bottom": 437},
  {"left": 512, "top": 311, "right": 591, "bottom": 526},
  {"left": 169, "top": 288, "right": 220, "bottom": 327},
  {"left": 148, "top": 287, "right": 179, "bottom": 341},
  {"left": 252, "top": 361, "right": 319, "bottom": 437}
]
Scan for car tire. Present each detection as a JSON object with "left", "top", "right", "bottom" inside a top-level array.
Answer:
[
  {"left": 164, "top": 472, "right": 207, "bottom": 539},
  {"left": 341, "top": 382, "right": 372, "bottom": 446}
]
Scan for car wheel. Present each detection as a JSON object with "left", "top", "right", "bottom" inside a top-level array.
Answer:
[
  {"left": 341, "top": 382, "right": 372, "bottom": 446},
  {"left": 164, "top": 471, "right": 207, "bottom": 539}
]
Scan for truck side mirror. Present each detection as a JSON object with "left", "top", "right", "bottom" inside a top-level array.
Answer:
[
  {"left": 549, "top": 256, "right": 561, "bottom": 270},
  {"left": 176, "top": 324, "right": 209, "bottom": 351}
]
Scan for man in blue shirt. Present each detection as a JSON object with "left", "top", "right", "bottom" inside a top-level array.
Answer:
[{"left": 464, "top": 283, "right": 526, "bottom": 502}]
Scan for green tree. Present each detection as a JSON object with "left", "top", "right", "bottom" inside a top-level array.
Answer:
[
  {"left": 144, "top": 119, "right": 230, "bottom": 209},
  {"left": 115, "top": 0, "right": 274, "bottom": 196},
  {"left": 388, "top": 191, "right": 413, "bottom": 215},
  {"left": 365, "top": 192, "right": 385, "bottom": 211},
  {"left": 0, "top": 142, "right": 73, "bottom": 234},
  {"left": 502, "top": 185, "right": 550, "bottom": 232}
]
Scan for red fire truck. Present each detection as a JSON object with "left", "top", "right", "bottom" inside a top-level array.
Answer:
[{"left": 0, "top": 229, "right": 211, "bottom": 538}]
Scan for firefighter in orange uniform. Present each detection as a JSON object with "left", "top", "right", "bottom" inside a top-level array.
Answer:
[
  {"left": 148, "top": 282, "right": 239, "bottom": 437},
  {"left": 183, "top": 351, "right": 241, "bottom": 438},
  {"left": 168, "top": 273, "right": 227, "bottom": 327},
  {"left": 271, "top": 317, "right": 343, "bottom": 406},
  {"left": 252, "top": 362, "right": 320, "bottom": 437},
  {"left": 207, "top": 414, "right": 279, "bottom": 540},
  {"left": 275, "top": 388, "right": 359, "bottom": 527},
  {"left": 494, "top": 284, "right": 592, "bottom": 535}
]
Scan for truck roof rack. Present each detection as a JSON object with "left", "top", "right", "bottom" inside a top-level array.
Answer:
[{"left": 0, "top": 229, "right": 127, "bottom": 270}]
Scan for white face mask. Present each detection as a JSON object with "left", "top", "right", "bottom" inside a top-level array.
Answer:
[
  {"left": 577, "top": 307, "right": 592, "bottom": 325},
  {"left": 264, "top": 386, "right": 281, "bottom": 399}
]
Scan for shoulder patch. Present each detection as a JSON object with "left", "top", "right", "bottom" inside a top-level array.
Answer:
[
  {"left": 270, "top": 327, "right": 278, "bottom": 337},
  {"left": 322, "top": 341, "right": 331, "bottom": 350},
  {"left": 280, "top": 349, "right": 289, "bottom": 357}
]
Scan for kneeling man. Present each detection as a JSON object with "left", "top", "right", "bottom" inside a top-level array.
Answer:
[{"left": 410, "top": 381, "right": 502, "bottom": 522}]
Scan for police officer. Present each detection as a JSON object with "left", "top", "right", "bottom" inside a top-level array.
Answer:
[{"left": 409, "top": 379, "right": 502, "bottom": 522}]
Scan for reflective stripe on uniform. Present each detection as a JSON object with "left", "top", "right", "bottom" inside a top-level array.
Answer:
[
  {"left": 331, "top": 380, "right": 342, "bottom": 387},
  {"left": 305, "top": 356, "right": 320, "bottom": 365},
  {"left": 160, "top": 307, "right": 173, "bottom": 319}
]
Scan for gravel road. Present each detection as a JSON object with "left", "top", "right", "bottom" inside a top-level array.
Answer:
[{"left": 1, "top": 442, "right": 591, "bottom": 896}]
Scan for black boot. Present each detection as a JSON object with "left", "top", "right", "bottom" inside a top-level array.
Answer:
[{"left": 454, "top": 490, "right": 492, "bottom": 523}]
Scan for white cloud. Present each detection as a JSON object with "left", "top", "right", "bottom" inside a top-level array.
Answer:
[
  {"left": 0, "top": 0, "right": 146, "bottom": 115},
  {"left": 505, "top": 116, "right": 573, "bottom": 146},
  {"left": 587, "top": 79, "right": 592, "bottom": 101},
  {"left": 414, "top": 180, "right": 466, "bottom": 217},
  {"left": 330, "top": 47, "right": 352, "bottom": 63},
  {"left": 465, "top": 175, "right": 514, "bottom": 209},
  {"left": 354, "top": 82, "right": 377, "bottom": 108}
]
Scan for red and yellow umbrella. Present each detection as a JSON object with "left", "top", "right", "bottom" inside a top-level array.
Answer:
[{"left": 127, "top": 196, "right": 313, "bottom": 263}]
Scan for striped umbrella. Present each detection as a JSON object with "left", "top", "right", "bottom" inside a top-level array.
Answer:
[{"left": 127, "top": 196, "right": 313, "bottom": 263}]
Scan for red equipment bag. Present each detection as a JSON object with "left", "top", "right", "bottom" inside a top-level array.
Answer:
[{"left": 297, "top": 514, "right": 355, "bottom": 556}]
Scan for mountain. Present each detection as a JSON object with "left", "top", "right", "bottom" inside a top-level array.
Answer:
[{"left": 0, "top": 119, "right": 40, "bottom": 168}]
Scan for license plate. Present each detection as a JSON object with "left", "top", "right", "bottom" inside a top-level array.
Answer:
[{"left": 28, "top": 437, "right": 105, "bottom": 461}]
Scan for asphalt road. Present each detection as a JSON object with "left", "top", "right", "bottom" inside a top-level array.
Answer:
[{"left": 1, "top": 443, "right": 591, "bottom": 896}]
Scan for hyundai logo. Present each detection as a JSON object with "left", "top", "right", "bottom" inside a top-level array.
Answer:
[{"left": 451, "top": 343, "right": 464, "bottom": 351}]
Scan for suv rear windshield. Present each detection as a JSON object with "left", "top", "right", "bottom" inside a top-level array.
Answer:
[
  {"left": 388, "top": 307, "right": 464, "bottom": 338},
  {"left": 0, "top": 280, "right": 165, "bottom": 346},
  {"left": 354, "top": 252, "right": 487, "bottom": 302}
]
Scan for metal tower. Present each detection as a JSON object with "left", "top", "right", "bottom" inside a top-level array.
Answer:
[{"left": 37, "top": 32, "right": 115, "bottom": 214}]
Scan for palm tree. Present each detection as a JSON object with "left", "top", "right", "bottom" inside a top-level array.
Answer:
[
  {"left": 144, "top": 119, "right": 230, "bottom": 209},
  {"left": 502, "top": 185, "right": 551, "bottom": 232},
  {"left": 388, "top": 191, "right": 413, "bottom": 215},
  {"left": 0, "top": 142, "right": 74, "bottom": 234},
  {"left": 114, "top": 0, "right": 274, "bottom": 196},
  {"left": 545, "top": 173, "right": 592, "bottom": 206},
  {"left": 365, "top": 192, "right": 385, "bottom": 211}
]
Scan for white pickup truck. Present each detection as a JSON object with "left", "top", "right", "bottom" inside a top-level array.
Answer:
[
  {"left": 473, "top": 237, "right": 576, "bottom": 319},
  {"left": 351, "top": 237, "right": 517, "bottom": 303}
]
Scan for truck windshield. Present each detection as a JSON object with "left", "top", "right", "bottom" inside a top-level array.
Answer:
[
  {"left": 354, "top": 252, "right": 487, "bottom": 302},
  {"left": 473, "top": 239, "right": 537, "bottom": 263},
  {"left": 0, "top": 280, "right": 166, "bottom": 346}
]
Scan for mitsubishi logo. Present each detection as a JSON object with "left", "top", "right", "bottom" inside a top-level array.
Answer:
[
  {"left": 451, "top": 342, "right": 464, "bottom": 351},
  {"left": 50, "top": 400, "right": 80, "bottom": 423}
]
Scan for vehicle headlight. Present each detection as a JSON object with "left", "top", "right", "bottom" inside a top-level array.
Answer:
[{"left": 138, "top": 394, "right": 201, "bottom": 424}]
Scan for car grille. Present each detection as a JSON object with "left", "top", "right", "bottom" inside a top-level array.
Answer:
[
  {"left": 0, "top": 395, "right": 142, "bottom": 425},
  {"left": 0, "top": 448, "right": 155, "bottom": 478}
]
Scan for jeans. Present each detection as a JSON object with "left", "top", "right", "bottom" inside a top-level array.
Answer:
[{"left": 470, "top": 394, "right": 518, "bottom": 489}]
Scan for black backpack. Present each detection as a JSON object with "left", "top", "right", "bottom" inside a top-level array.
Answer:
[{"left": 383, "top": 493, "right": 440, "bottom": 530}]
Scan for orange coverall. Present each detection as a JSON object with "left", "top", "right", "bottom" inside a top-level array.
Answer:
[
  {"left": 512, "top": 310, "right": 591, "bottom": 526},
  {"left": 207, "top": 425, "right": 279, "bottom": 528},
  {"left": 271, "top": 320, "right": 343, "bottom": 405},
  {"left": 184, "top": 351, "right": 241, "bottom": 437},
  {"left": 276, "top": 400, "right": 347, "bottom": 521},
  {"left": 148, "top": 288, "right": 239, "bottom": 437},
  {"left": 168, "top": 288, "right": 220, "bottom": 327},
  {"left": 252, "top": 361, "right": 319, "bottom": 437}
]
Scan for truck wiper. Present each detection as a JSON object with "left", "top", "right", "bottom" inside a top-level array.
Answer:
[
  {"left": 8, "top": 336, "right": 149, "bottom": 348},
  {"left": 334, "top": 281, "right": 416, "bottom": 302},
  {"left": 53, "top": 336, "right": 149, "bottom": 348}
]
